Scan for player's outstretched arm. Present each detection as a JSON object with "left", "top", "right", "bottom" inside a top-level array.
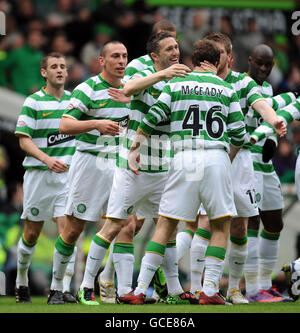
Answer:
[
  {"left": 252, "top": 99, "right": 287, "bottom": 137},
  {"left": 123, "top": 64, "right": 190, "bottom": 97},
  {"left": 60, "top": 116, "right": 122, "bottom": 136}
]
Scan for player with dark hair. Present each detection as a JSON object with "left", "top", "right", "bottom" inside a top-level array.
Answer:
[
  {"left": 123, "top": 38, "right": 250, "bottom": 305},
  {"left": 47, "top": 41, "right": 130, "bottom": 305},
  {"left": 77, "top": 32, "right": 192, "bottom": 305}
]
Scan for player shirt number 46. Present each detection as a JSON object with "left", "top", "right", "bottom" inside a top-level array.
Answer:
[{"left": 139, "top": 71, "right": 249, "bottom": 154}]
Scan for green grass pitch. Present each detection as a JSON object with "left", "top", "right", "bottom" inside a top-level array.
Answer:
[{"left": 0, "top": 296, "right": 300, "bottom": 313}]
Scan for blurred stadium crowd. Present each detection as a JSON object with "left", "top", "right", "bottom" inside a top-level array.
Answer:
[
  {"left": 0, "top": 0, "right": 299, "bottom": 189},
  {"left": 0, "top": 0, "right": 300, "bottom": 97},
  {"left": 0, "top": 0, "right": 300, "bottom": 295}
]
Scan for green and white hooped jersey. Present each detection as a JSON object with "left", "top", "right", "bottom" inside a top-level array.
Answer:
[
  {"left": 123, "top": 54, "right": 154, "bottom": 84},
  {"left": 246, "top": 81, "right": 296, "bottom": 174},
  {"left": 139, "top": 71, "right": 249, "bottom": 155},
  {"left": 225, "top": 70, "right": 264, "bottom": 149},
  {"left": 15, "top": 88, "right": 75, "bottom": 170},
  {"left": 251, "top": 98, "right": 300, "bottom": 143},
  {"left": 246, "top": 81, "right": 296, "bottom": 133},
  {"left": 118, "top": 66, "right": 170, "bottom": 172},
  {"left": 225, "top": 70, "right": 264, "bottom": 118},
  {"left": 64, "top": 74, "right": 129, "bottom": 160}
]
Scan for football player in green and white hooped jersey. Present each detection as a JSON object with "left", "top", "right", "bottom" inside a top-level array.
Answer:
[
  {"left": 251, "top": 98, "right": 300, "bottom": 301},
  {"left": 243, "top": 44, "right": 294, "bottom": 303},
  {"left": 97, "top": 20, "right": 180, "bottom": 303},
  {"left": 190, "top": 32, "right": 286, "bottom": 304},
  {"left": 126, "top": 39, "right": 251, "bottom": 305},
  {"left": 14, "top": 52, "right": 77, "bottom": 304},
  {"left": 47, "top": 41, "right": 129, "bottom": 305},
  {"left": 120, "top": 19, "right": 198, "bottom": 295},
  {"left": 77, "top": 32, "right": 194, "bottom": 305},
  {"left": 251, "top": 99, "right": 300, "bottom": 198}
]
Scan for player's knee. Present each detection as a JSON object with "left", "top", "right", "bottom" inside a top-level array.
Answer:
[
  {"left": 248, "top": 215, "right": 260, "bottom": 230},
  {"left": 264, "top": 219, "right": 284, "bottom": 233},
  {"left": 261, "top": 210, "right": 284, "bottom": 233},
  {"left": 109, "top": 218, "right": 127, "bottom": 235},
  {"left": 231, "top": 217, "right": 248, "bottom": 238},
  {"left": 122, "top": 224, "right": 136, "bottom": 239},
  {"left": 135, "top": 219, "right": 144, "bottom": 234},
  {"left": 63, "top": 226, "right": 83, "bottom": 244},
  {"left": 24, "top": 230, "right": 39, "bottom": 244}
]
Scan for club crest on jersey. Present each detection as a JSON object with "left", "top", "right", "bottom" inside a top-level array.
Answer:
[{"left": 47, "top": 132, "right": 75, "bottom": 147}]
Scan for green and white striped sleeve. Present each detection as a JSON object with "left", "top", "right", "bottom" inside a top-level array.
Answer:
[
  {"left": 227, "top": 91, "right": 250, "bottom": 147},
  {"left": 266, "top": 92, "right": 296, "bottom": 110},
  {"left": 251, "top": 98, "right": 300, "bottom": 142},
  {"left": 15, "top": 96, "right": 37, "bottom": 138},
  {"left": 123, "top": 55, "right": 154, "bottom": 83},
  {"left": 139, "top": 84, "right": 171, "bottom": 135}
]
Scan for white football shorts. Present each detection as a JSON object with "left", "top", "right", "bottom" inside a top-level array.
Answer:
[
  {"left": 159, "top": 149, "right": 237, "bottom": 222},
  {"left": 106, "top": 166, "right": 168, "bottom": 220},
  {"left": 65, "top": 151, "right": 115, "bottom": 222},
  {"left": 254, "top": 170, "right": 284, "bottom": 211},
  {"left": 231, "top": 149, "right": 259, "bottom": 217},
  {"left": 21, "top": 168, "right": 68, "bottom": 222}
]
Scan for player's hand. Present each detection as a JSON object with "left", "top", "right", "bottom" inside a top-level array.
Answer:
[
  {"left": 96, "top": 120, "right": 123, "bottom": 136},
  {"left": 108, "top": 87, "right": 131, "bottom": 104},
  {"left": 128, "top": 149, "right": 141, "bottom": 175},
  {"left": 250, "top": 136, "right": 257, "bottom": 145},
  {"left": 274, "top": 119, "right": 287, "bottom": 137},
  {"left": 200, "top": 61, "right": 218, "bottom": 74},
  {"left": 262, "top": 138, "right": 277, "bottom": 163},
  {"left": 44, "top": 156, "right": 68, "bottom": 173},
  {"left": 161, "top": 64, "right": 191, "bottom": 81}
]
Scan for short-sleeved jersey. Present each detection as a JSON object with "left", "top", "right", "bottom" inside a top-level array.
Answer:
[
  {"left": 139, "top": 71, "right": 249, "bottom": 155},
  {"left": 64, "top": 74, "right": 129, "bottom": 160},
  {"left": 15, "top": 88, "right": 75, "bottom": 170},
  {"left": 122, "top": 54, "right": 154, "bottom": 84},
  {"left": 118, "top": 67, "right": 170, "bottom": 172}
]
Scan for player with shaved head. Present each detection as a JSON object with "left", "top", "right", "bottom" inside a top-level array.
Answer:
[
  {"left": 47, "top": 41, "right": 131, "bottom": 305},
  {"left": 244, "top": 44, "right": 294, "bottom": 302}
]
